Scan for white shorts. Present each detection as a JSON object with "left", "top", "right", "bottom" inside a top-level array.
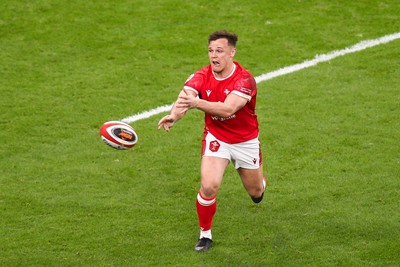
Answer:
[{"left": 202, "top": 131, "right": 262, "bottom": 170}]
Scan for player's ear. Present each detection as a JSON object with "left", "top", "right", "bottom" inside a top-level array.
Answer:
[{"left": 230, "top": 47, "right": 237, "bottom": 58}]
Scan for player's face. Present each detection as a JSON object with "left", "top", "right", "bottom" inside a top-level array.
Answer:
[{"left": 208, "top": 38, "right": 236, "bottom": 78}]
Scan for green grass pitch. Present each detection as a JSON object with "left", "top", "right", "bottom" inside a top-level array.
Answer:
[{"left": 1, "top": 1, "right": 399, "bottom": 266}]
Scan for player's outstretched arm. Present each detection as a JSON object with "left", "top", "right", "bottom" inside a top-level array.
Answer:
[{"left": 157, "top": 89, "right": 196, "bottom": 132}]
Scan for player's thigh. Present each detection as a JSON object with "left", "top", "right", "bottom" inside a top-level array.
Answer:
[
  {"left": 200, "top": 156, "right": 229, "bottom": 197},
  {"left": 237, "top": 166, "right": 264, "bottom": 195}
]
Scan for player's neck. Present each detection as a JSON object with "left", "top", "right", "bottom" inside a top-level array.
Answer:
[{"left": 213, "top": 62, "right": 236, "bottom": 80}]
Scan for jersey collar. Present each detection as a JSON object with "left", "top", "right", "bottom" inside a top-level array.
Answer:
[{"left": 212, "top": 63, "right": 237, "bottom": 81}]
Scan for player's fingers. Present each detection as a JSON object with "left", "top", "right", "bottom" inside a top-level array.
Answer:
[
  {"left": 176, "top": 101, "right": 186, "bottom": 108},
  {"left": 158, "top": 115, "right": 169, "bottom": 124},
  {"left": 178, "top": 95, "right": 188, "bottom": 102},
  {"left": 157, "top": 121, "right": 167, "bottom": 131},
  {"left": 157, "top": 122, "right": 166, "bottom": 130},
  {"left": 163, "top": 124, "right": 170, "bottom": 132}
]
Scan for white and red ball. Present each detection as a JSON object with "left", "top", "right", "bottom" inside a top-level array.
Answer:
[{"left": 100, "top": 121, "right": 138, "bottom": 150}]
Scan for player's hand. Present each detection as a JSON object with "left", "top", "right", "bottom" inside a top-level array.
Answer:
[
  {"left": 176, "top": 89, "right": 199, "bottom": 109},
  {"left": 157, "top": 114, "right": 176, "bottom": 132}
]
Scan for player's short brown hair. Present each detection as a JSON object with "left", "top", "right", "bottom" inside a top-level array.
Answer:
[{"left": 208, "top": 30, "right": 238, "bottom": 47}]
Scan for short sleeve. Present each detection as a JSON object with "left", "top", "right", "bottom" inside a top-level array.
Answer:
[
  {"left": 184, "top": 72, "right": 204, "bottom": 95},
  {"left": 231, "top": 74, "right": 256, "bottom": 101}
]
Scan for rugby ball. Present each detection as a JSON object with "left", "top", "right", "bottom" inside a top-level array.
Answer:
[{"left": 100, "top": 121, "right": 138, "bottom": 150}]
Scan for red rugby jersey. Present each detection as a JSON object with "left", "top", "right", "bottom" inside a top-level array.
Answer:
[{"left": 184, "top": 62, "right": 259, "bottom": 144}]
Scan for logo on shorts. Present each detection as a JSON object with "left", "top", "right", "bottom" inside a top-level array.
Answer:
[
  {"left": 253, "top": 158, "right": 257, "bottom": 164},
  {"left": 209, "top": 140, "right": 220, "bottom": 152}
]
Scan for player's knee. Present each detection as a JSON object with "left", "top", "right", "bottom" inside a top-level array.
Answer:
[
  {"left": 200, "top": 184, "right": 219, "bottom": 198},
  {"left": 248, "top": 185, "right": 264, "bottom": 203},
  {"left": 248, "top": 187, "right": 264, "bottom": 199},
  {"left": 248, "top": 178, "right": 266, "bottom": 197}
]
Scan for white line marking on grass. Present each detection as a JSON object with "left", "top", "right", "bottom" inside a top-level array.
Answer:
[
  {"left": 255, "top": 32, "right": 400, "bottom": 83},
  {"left": 121, "top": 32, "right": 400, "bottom": 124},
  {"left": 121, "top": 104, "right": 173, "bottom": 124}
]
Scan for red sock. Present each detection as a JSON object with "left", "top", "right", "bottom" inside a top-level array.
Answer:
[{"left": 196, "top": 192, "right": 216, "bottom": 231}]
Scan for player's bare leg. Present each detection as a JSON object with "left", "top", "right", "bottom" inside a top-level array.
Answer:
[
  {"left": 238, "top": 166, "right": 266, "bottom": 203},
  {"left": 200, "top": 156, "right": 229, "bottom": 197},
  {"left": 194, "top": 156, "right": 229, "bottom": 252}
]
